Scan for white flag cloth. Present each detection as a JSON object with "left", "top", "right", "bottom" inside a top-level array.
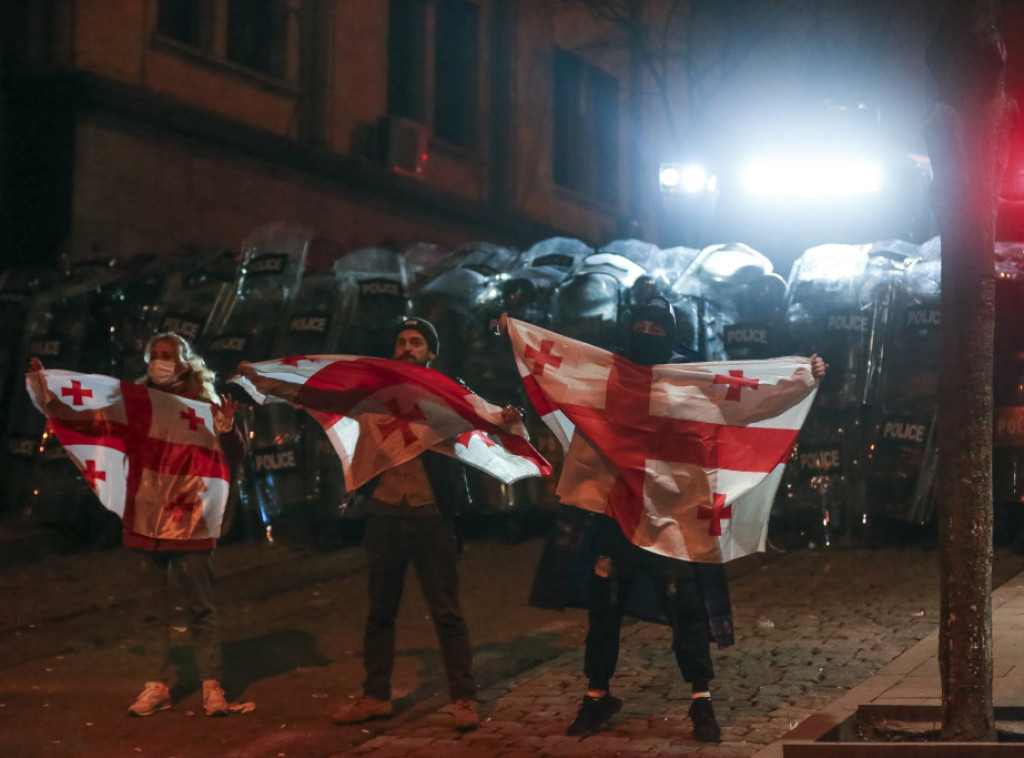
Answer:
[
  {"left": 231, "top": 355, "right": 551, "bottom": 490},
  {"left": 26, "top": 370, "right": 230, "bottom": 546},
  {"left": 507, "top": 318, "right": 819, "bottom": 563}
]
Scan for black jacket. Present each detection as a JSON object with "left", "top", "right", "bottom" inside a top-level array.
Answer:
[{"left": 528, "top": 504, "right": 734, "bottom": 649}]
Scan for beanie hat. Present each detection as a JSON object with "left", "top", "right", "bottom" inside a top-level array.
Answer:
[
  {"left": 632, "top": 295, "right": 676, "bottom": 338},
  {"left": 393, "top": 316, "right": 439, "bottom": 355}
]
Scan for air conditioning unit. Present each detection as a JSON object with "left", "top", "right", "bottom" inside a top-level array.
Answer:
[{"left": 377, "top": 115, "right": 429, "bottom": 178}]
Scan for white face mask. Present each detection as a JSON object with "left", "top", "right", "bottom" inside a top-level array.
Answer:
[{"left": 147, "top": 359, "right": 180, "bottom": 386}]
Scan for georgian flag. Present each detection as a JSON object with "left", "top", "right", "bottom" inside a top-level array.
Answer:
[
  {"left": 507, "top": 317, "right": 819, "bottom": 563},
  {"left": 231, "top": 355, "right": 551, "bottom": 489},
  {"left": 26, "top": 370, "right": 230, "bottom": 542}
]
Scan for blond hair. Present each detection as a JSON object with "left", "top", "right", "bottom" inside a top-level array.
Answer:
[{"left": 138, "top": 331, "right": 219, "bottom": 403}]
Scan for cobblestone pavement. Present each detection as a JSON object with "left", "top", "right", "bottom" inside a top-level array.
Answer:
[
  {"left": 338, "top": 543, "right": 1024, "bottom": 758},
  {"left": 4, "top": 526, "right": 1024, "bottom": 758}
]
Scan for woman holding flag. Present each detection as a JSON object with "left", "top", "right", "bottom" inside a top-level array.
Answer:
[{"left": 29, "top": 331, "right": 245, "bottom": 718}]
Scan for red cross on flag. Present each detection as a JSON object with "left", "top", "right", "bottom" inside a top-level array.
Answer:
[
  {"left": 26, "top": 370, "right": 230, "bottom": 548},
  {"left": 507, "top": 317, "right": 819, "bottom": 563},
  {"left": 231, "top": 355, "right": 551, "bottom": 490}
]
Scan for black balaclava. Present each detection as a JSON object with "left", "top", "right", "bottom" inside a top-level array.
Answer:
[{"left": 625, "top": 296, "right": 675, "bottom": 366}]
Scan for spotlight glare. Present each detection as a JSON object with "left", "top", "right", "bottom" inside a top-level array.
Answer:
[
  {"left": 659, "top": 162, "right": 711, "bottom": 193},
  {"left": 659, "top": 165, "right": 682, "bottom": 190},
  {"left": 679, "top": 164, "right": 709, "bottom": 193},
  {"left": 743, "top": 160, "right": 883, "bottom": 196}
]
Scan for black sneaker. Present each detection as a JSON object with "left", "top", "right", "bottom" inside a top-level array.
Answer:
[
  {"left": 567, "top": 693, "right": 623, "bottom": 736},
  {"left": 689, "top": 696, "right": 721, "bottom": 743}
]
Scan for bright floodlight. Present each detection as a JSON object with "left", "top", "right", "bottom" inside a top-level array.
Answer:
[
  {"left": 679, "top": 164, "right": 709, "bottom": 193},
  {"left": 742, "top": 160, "right": 883, "bottom": 196},
  {"left": 660, "top": 163, "right": 710, "bottom": 193},
  {"left": 659, "top": 164, "right": 682, "bottom": 191}
]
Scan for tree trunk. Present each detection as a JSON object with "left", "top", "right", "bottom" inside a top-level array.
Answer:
[{"left": 924, "top": 0, "right": 1010, "bottom": 742}]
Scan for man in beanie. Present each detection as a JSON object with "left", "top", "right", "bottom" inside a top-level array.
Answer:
[
  {"left": 392, "top": 316, "right": 439, "bottom": 358},
  {"left": 332, "top": 316, "right": 520, "bottom": 733},
  {"left": 502, "top": 299, "right": 825, "bottom": 743}
]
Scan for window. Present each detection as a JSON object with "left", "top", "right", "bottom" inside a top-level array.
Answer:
[
  {"left": 433, "top": 0, "right": 478, "bottom": 148},
  {"left": 553, "top": 48, "right": 619, "bottom": 204},
  {"left": 386, "top": 0, "right": 479, "bottom": 150},
  {"left": 226, "top": 0, "right": 287, "bottom": 78},
  {"left": 156, "top": 0, "right": 209, "bottom": 48},
  {"left": 387, "top": 0, "right": 428, "bottom": 122},
  {"left": 154, "top": 0, "right": 293, "bottom": 81}
]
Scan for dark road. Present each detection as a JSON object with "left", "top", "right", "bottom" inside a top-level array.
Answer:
[{"left": 2, "top": 528, "right": 1023, "bottom": 757}]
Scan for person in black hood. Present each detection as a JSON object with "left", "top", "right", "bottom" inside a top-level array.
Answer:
[
  {"left": 623, "top": 295, "right": 677, "bottom": 366},
  {"left": 564, "top": 295, "right": 731, "bottom": 741},
  {"left": 518, "top": 297, "right": 826, "bottom": 743}
]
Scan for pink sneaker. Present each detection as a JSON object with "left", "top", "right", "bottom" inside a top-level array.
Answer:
[
  {"left": 203, "top": 680, "right": 230, "bottom": 717},
  {"left": 127, "top": 682, "right": 171, "bottom": 717}
]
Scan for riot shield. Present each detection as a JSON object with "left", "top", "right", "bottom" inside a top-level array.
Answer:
[
  {"left": 328, "top": 247, "right": 413, "bottom": 524},
  {"left": 402, "top": 241, "right": 453, "bottom": 295},
  {"left": 993, "top": 242, "right": 1024, "bottom": 542},
  {"left": 334, "top": 247, "right": 412, "bottom": 358},
  {"left": 199, "top": 223, "right": 310, "bottom": 543},
  {"left": 777, "top": 242, "right": 888, "bottom": 546},
  {"left": 995, "top": 351, "right": 1024, "bottom": 546},
  {"left": 242, "top": 263, "right": 358, "bottom": 546},
  {"left": 0, "top": 267, "right": 57, "bottom": 429},
  {"left": 683, "top": 242, "right": 781, "bottom": 361},
  {"left": 411, "top": 242, "right": 515, "bottom": 379},
  {"left": 533, "top": 249, "right": 646, "bottom": 520},
  {"left": 863, "top": 240, "right": 937, "bottom": 534},
  {"left": 498, "top": 237, "right": 590, "bottom": 328},
  {"left": 143, "top": 247, "right": 238, "bottom": 371},
  {"left": 199, "top": 222, "right": 309, "bottom": 379},
  {"left": 463, "top": 238, "right": 588, "bottom": 391},
  {"left": 550, "top": 251, "right": 646, "bottom": 351},
  {"left": 660, "top": 245, "right": 709, "bottom": 358},
  {"left": 247, "top": 246, "right": 410, "bottom": 542},
  {"left": 110, "top": 248, "right": 227, "bottom": 380},
  {"left": 411, "top": 242, "right": 530, "bottom": 523},
  {"left": 5, "top": 262, "right": 126, "bottom": 544},
  {"left": 601, "top": 238, "right": 662, "bottom": 273},
  {"left": 0, "top": 268, "right": 59, "bottom": 525},
  {"left": 466, "top": 237, "right": 589, "bottom": 525},
  {"left": 720, "top": 273, "right": 788, "bottom": 360}
]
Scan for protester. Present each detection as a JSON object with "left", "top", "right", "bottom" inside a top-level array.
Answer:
[
  {"left": 29, "top": 331, "right": 246, "bottom": 718},
  {"left": 500, "top": 298, "right": 825, "bottom": 742},
  {"left": 326, "top": 317, "right": 523, "bottom": 733}
]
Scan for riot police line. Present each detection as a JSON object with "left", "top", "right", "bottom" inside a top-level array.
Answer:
[{"left": 2, "top": 221, "right": 1023, "bottom": 551}]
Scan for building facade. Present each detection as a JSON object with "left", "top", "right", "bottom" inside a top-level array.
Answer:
[{"left": 0, "top": 0, "right": 657, "bottom": 267}]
